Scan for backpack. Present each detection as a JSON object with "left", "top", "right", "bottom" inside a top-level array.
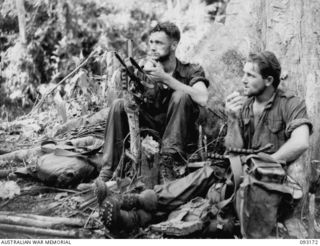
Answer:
[
  {"left": 150, "top": 158, "right": 238, "bottom": 237},
  {"left": 235, "top": 153, "right": 302, "bottom": 238},
  {"left": 150, "top": 197, "right": 211, "bottom": 236},
  {"left": 35, "top": 141, "right": 102, "bottom": 188}
]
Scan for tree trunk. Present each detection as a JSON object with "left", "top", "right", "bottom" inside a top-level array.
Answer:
[
  {"left": 15, "top": 0, "right": 27, "bottom": 45},
  {"left": 259, "top": 0, "right": 320, "bottom": 163},
  {"left": 189, "top": 0, "right": 320, "bottom": 195},
  {"left": 239, "top": 0, "right": 320, "bottom": 194}
]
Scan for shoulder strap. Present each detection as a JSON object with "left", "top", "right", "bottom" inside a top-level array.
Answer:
[
  {"left": 216, "top": 154, "right": 243, "bottom": 210},
  {"left": 228, "top": 154, "right": 243, "bottom": 190}
]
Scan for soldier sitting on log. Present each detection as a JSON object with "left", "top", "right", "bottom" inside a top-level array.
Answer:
[{"left": 99, "top": 21, "right": 210, "bottom": 184}]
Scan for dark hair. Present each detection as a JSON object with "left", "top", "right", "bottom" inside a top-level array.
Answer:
[
  {"left": 149, "top": 22, "right": 181, "bottom": 42},
  {"left": 247, "top": 51, "right": 281, "bottom": 89}
]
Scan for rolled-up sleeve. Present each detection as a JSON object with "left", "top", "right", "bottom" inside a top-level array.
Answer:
[
  {"left": 283, "top": 97, "right": 313, "bottom": 137},
  {"left": 189, "top": 65, "right": 210, "bottom": 88}
]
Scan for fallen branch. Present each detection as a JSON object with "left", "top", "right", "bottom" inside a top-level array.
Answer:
[
  {"left": 29, "top": 49, "right": 98, "bottom": 116},
  {"left": 22, "top": 186, "right": 79, "bottom": 194},
  {"left": 0, "top": 223, "right": 88, "bottom": 238},
  {"left": 0, "top": 212, "right": 86, "bottom": 229}
]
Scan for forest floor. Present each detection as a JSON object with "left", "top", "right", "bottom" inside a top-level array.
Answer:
[{"left": 0, "top": 106, "right": 320, "bottom": 239}]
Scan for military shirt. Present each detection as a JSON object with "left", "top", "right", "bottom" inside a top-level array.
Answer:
[
  {"left": 138, "top": 58, "right": 209, "bottom": 114},
  {"left": 239, "top": 89, "right": 312, "bottom": 154},
  {"left": 171, "top": 58, "right": 209, "bottom": 87}
]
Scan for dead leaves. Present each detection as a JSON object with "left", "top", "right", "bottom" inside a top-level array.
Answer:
[{"left": 0, "top": 180, "right": 21, "bottom": 199}]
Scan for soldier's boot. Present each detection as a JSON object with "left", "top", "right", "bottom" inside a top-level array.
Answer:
[
  {"left": 120, "top": 189, "right": 158, "bottom": 212},
  {"left": 95, "top": 179, "right": 158, "bottom": 234},
  {"left": 94, "top": 178, "right": 109, "bottom": 205},
  {"left": 100, "top": 196, "right": 153, "bottom": 234},
  {"left": 94, "top": 178, "right": 158, "bottom": 211}
]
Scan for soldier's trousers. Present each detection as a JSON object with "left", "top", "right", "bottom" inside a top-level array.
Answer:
[{"left": 99, "top": 91, "right": 200, "bottom": 181}]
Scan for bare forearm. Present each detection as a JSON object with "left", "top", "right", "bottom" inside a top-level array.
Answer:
[
  {"left": 271, "top": 125, "right": 310, "bottom": 163},
  {"left": 163, "top": 75, "right": 208, "bottom": 106},
  {"left": 271, "top": 139, "right": 308, "bottom": 163}
]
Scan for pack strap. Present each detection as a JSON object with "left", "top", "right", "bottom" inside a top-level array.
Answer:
[
  {"left": 215, "top": 146, "right": 273, "bottom": 210},
  {"left": 216, "top": 155, "right": 243, "bottom": 210},
  {"left": 228, "top": 155, "right": 243, "bottom": 190}
]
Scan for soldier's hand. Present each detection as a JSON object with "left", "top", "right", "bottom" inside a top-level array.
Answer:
[
  {"left": 143, "top": 60, "right": 168, "bottom": 83},
  {"left": 225, "top": 91, "right": 246, "bottom": 118},
  {"left": 143, "top": 59, "right": 156, "bottom": 71}
]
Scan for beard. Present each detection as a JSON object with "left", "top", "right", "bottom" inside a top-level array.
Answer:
[
  {"left": 245, "top": 84, "right": 266, "bottom": 97},
  {"left": 150, "top": 45, "right": 172, "bottom": 63},
  {"left": 156, "top": 51, "right": 171, "bottom": 62}
]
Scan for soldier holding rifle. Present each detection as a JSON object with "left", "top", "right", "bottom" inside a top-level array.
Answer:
[{"left": 99, "top": 22, "right": 209, "bottom": 184}]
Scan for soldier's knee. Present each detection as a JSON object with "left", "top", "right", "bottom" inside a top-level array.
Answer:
[
  {"left": 171, "top": 91, "right": 192, "bottom": 105},
  {"left": 110, "top": 98, "right": 125, "bottom": 113}
]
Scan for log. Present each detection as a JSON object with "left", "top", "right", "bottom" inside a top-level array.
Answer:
[
  {"left": 0, "top": 223, "right": 86, "bottom": 238},
  {"left": 0, "top": 212, "right": 86, "bottom": 229}
]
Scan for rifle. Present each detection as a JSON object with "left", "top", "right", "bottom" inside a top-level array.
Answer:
[
  {"left": 114, "top": 53, "right": 149, "bottom": 104},
  {"left": 113, "top": 40, "right": 141, "bottom": 179},
  {"left": 187, "top": 144, "right": 274, "bottom": 169},
  {"left": 114, "top": 52, "right": 159, "bottom": 106}
]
